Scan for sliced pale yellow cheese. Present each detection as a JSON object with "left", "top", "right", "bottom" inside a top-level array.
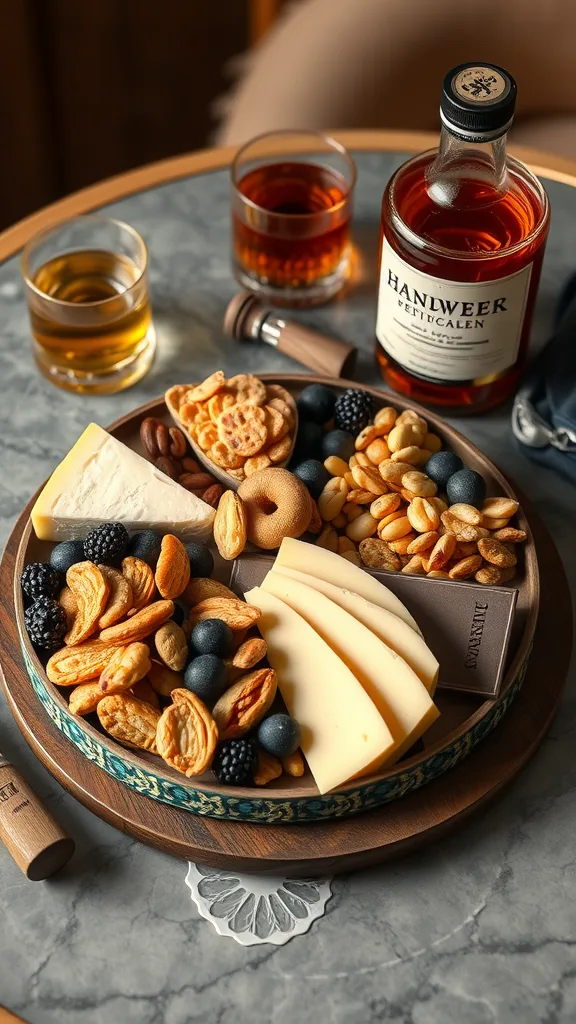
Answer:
[
  {"left": 244, "top": 586, "right": 395, "bottom": 793},
  {"left": 31, "top": 423, "right": 215, "bottom": 542},
  {"left": 261, "top": 571, "right": 439, "bottom": 764},
  {"left": 275, "top": 537, "right": 420, "bottom": 634},
  {"left": 273, "top": 565, "right": 439, "bottom": 694}
]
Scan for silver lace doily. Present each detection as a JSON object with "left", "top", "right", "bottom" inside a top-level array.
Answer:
[{"left": 186, "top": 863, "right": 333, "bottom": 946}]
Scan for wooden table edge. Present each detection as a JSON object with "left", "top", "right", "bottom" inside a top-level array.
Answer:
[{"left": 2, "top": 130, "right": 576, "bottom": 264}]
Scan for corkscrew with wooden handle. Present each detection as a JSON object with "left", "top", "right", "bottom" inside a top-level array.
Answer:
[{"left": 0, "top": 752, "right": 74, "bottom": 880}]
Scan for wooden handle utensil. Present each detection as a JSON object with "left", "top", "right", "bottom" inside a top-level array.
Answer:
[
  {"left": 0, "top": 756, "right": 74, "bottom": 880},
  {"left": 224, "top": 291, "right": 357, "bottom": 378}
]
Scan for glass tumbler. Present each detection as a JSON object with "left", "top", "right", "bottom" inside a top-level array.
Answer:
[
  {"left": 231, "top": 130, "right": 357, "bottom": 308},
  {"left": 22, "top": 215, "right": 156, "bottom": 394}
]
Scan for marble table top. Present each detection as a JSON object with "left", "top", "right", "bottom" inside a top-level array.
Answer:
[{"left": 0, "top": 151, "right": 575, "bottom": 1024}]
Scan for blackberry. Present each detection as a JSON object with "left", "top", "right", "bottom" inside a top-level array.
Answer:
[
  {"left": 83, "top": 523, "right": 129, "bottom": 566},
  {"left": 212, "top": 738, "right": 258, "bottom": 786},
  {"left": 21, "top": 563, "right": 60, "bottom": 602},
  {"left": 334, "top": 389, "right": 373, "bottom": 435},
  {"left": 25, "top": 596, "right": 67, "bottom": 651}
]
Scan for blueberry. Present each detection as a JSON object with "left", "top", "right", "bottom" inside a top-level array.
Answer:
[
  {"left": 292, "top": 420, "right": 324, "bottom": 461},
  {"left": 171, "top": 600, "right": 187, "bottom": 627},
  {"left": 258, "top": 714, "right": 301, "bottom": 758},
  {"left": 185, "top": 541, "right": 214, "bottom": 579},
  {"left": 297, "top": 384, "right": 337, "bottom": 425},
  {"left": 184, "top": 655, "right": 227, "bottom": 704},
  {"left": 293, "top": 459, "right": 330, "bottom": 500},
  {"left": 446, "top": 469, "right": 486, "bottom": 508},
  {"left": 49, "top": 540, "right": 85, "bottom": 576},
  {"left": 190, "top": 618, "right": 234, "bottom": 658},
  {"left": 128, "top": 530, "right": 162, "bottom": 567},
  {"left": 423, "top": 451, "right": 463, "bottom": 489},
  {"left": 320, "top": 429, "right": 355, "bottom": 463}
]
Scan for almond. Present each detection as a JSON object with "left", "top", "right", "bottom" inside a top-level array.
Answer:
[
  {"left": 190, "top": 596, "right": 260, "bottom": 631},
  {"left": 232, "top": 637, "right": 267, "bottom": 670},
  {"left": 213, "top": 490, "right": 248, "bottom": 560},
  {"left": 154, "top": 621, "right": 188, "bottom": 671},
  {"left": 282, "top": 750, "right": 305, "bottom": 777},
  {"left": 155, "top": 535, "right": 190, "bottom": 599},
  {"left": 212, "top": 668, "right": 277, "bottom": 739},
  {"left": 99, "top": 600, "right": 174, "bottom": 645}
]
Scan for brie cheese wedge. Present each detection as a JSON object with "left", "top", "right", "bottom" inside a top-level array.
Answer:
[{"left": 31, "top": 423, "right": 215, "bottom": 542}]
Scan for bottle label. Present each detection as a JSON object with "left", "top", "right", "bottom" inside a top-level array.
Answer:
[{"left": 376, "top": 239, "right": 532, "bottom": 383}]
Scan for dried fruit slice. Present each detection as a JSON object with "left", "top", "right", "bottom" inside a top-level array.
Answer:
[
  {"left": 99, "top": 599, "right": 174, "bottom": 645},
  {"left": 99, "top": 642, "right": 151, "bottom": 693},
  {"left": 65, "top": 562, "right": 110, "bottom": 646},
  {"left": 98, "top": 565, "right": 133, "bottom": 629},
  {"left": 156, "top": 689, "right": 218, "bottom": 776},
  {"left": 121, "top": 557, "right": 155, "bottom": 611},
  {"left": 46, "top": 639, "right": 118, "bottom": 686},
  {"left": 155, "top": 535, "right": 190, "bottom": 599},
  {"left": 98, "top": 694, "right": 161, "bottom": 752}
]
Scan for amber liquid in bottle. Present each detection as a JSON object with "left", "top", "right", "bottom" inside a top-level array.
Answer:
[{"left": 375, "top": 85, "right": 550, "bottom": 413}]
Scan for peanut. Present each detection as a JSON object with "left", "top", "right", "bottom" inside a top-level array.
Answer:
[
  {"left": 332, "top": 511, "right": 347, "bottom": 529},
  {"left": 365, "top": 438, "right": 390, "bottom": 464},
  {"left": 481, "top": 497, "right": 520, "bottom": 520},
  {"left": 448, "top": 503, "right": 483, "bottom": 526},
  {"left": 378, "top": 459, "right": 414, "bottom": 483},
  {"left": 388, "top": 533, "right": 417, "bottom": 554},
  {"left": 406, "top": 530, "right": 439, "bottom": 554},
  {"left": 427, "top": 569, "right": 450, "bottom": 578},
  {"left": 406, "top": 497, "right": 440, "bottom": 533},
  {"left": 374, "top": 406, "right": 398, "bottom": 432},
  {"left": 448, "top": 555, "right": 483, "bottom": 580},
  {"left": 370, "top": 492, "right": 402, "bottom": 520},
  {"left": 427, "top": 533, "right": 457, "bottom": 571},
  {"left": 351, "top": 463, "right": 387, "bottom": 495},
  {"left": 324, "top": 455, "right": 349, "bottom": 477},
  {"left": 387, "top": 423, "right": 422, "bottom": 452},
  {"left": 378, "top": 515, "right": 412, "bottom": 541},
  {"left": 401, "top": 471, "right": 437, "bottom": 497},
  {"left": 318, "top": 477, "right": 348, "bottom": 521},
  {"left": 346, "top": 512, "right": 379, "bottom": 542},
  {"left": 391, "top": 445, "right": 422, "bottom": 465},
  {"left": 401, "top": 555, "right": 427, "bottom": 575},
  {"left": 347, "top": 488, "right": 374, "bottom": 505}
]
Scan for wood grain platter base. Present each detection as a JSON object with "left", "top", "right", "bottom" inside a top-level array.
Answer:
[{"left": 0, "top": 474, "right": 570, "bottom": 875}]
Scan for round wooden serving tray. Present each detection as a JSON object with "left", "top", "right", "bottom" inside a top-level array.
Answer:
[
  {"left": 0, "top": 475, "right": 570, "bottom": 873},
  {"left": 11, "top": 378, "right": 541, "bottom": 821},
  {"left": 6, "top": 377, "right": 542, "bottom": 827}
]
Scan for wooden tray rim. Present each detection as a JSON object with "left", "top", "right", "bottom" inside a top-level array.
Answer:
[{"left": 12, "top": 376, "right": 540, "bottom": 822}]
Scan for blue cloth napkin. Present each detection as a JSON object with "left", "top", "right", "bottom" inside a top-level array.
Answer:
[{"left": 512, "top": 275, "right": 576, "bottom": 479}]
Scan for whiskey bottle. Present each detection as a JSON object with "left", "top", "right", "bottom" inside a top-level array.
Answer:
[{"left": 375, "top": 63, "right": 550, "bottom": 413}]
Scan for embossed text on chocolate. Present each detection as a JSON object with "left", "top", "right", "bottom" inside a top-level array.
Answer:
[{"left": 464, "top": 601, "right": 489, "bottom": 670}]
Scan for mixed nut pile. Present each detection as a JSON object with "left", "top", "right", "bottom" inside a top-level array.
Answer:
[{"left": 290, "top": 385, "right": 527, "bottom": 586}]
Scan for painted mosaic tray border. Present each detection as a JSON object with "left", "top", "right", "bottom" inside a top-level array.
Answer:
[{"left": 20, "top": 642, "right": 528, "bottom": 824}]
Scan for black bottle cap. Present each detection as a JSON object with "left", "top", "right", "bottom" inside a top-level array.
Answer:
[{"left": 441, "top": 63, "right": 517, "bottom": 141}]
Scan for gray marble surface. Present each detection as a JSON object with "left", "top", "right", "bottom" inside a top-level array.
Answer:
[{"left": 0, "top": 152, "right": 575, "bottom": 1023}]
